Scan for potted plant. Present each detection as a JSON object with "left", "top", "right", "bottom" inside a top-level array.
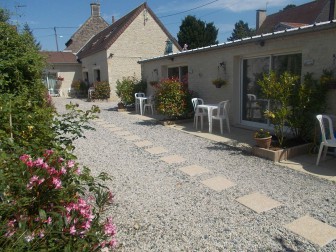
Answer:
[
  {"left": 212, "top": 78, "right": 227, "bottom": 88},
  {"left": 254, "top": 129, "right": 272, "bottom": 149}
]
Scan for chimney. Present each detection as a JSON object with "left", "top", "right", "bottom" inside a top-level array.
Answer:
[
  {"left": 112, "top": 16, "right": 115, "bottom": 23},
  {"left": 256, "top": 9, "right": 266, "bottom": 30},
  {"left": 90, "top": 3, "right": 100, "bottom": 17},
  {"left": 329, "top": 0, "right": 335, "bottom": 20}
]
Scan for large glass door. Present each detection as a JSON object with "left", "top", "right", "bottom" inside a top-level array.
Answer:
[
  {"left": 241, "top": 57, "right": 270, "bottom": 127},
  {"left": 241, "top": 53, "right": 302, "bottom": 128}
]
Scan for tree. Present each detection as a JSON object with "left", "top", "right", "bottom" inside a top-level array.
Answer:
[
  {"left": 0, "top": 8, "right": 10, "bottom": 22},
  {"left": 177, "top": 15, "right": 218, "bottom": 50},
  {"left": 227, "top": 20, "right": 255, "bottom": 41},
  {"left": 23, "top": 22, "right": 41, "bottom": 50},
  {"left": 281, "top": 4, "right": 296, "bottom": 11}
]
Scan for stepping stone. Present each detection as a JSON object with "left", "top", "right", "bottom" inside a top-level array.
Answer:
[
  {"left": 285, "top": 215, "right": 336, "bottom": 247},
  {"left": 107, "top": 127, "right": 123, "bottom": 132},
  {"left": 123, "top": 135, "right": 141, "bottom": 141},
  {"left": 179, "top": 165, "right": 209, "bottom": 176},
  {"left": 236, "top": 192, "right": 282, "bottom": 213},
  {"left": 145, "top": 146, "right": 168, "bottom": 155},
  {"left": 160, "top": 155, "right": 186, "bottom": 164},
  {"left": 201, "top": 176, "right": 235, "bottom": 192},
  {"left": 134, "top": 140, "right": 153, "bottom": 148},
  {"left": 114, "top": 130, "right": 131, "bottom": 136}
]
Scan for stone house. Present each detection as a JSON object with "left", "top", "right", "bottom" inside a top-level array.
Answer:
[
  {"left": 140, "top": 20, "right": 336, "bottom": 131},
  {"left": 41, "top": 51, "right": 81, "bottom": 97},
  {"left": 76, "top": 2, "right": 181, "bottom": 100},
  {"left": 42, "top": 2, "right": 109, "bottom": 96}
]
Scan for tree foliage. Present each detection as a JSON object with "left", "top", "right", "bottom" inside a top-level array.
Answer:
[
  {"left": 227, "top": 20, "right": 255, "bottom": 41},
  {"left": 0, "top": 8, "right": 10, "bottom": 22},
  {"left": 281, "top": 4, "right": 296, "bottom": 11},
  {"left": 177, "top": 15, "right": 218, "bottom": 50}
]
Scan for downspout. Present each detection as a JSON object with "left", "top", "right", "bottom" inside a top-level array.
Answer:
[{"left": 330, "top": 0, "right": 335, "bottom": 20}]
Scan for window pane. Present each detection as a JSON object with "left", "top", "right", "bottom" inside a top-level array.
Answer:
[
  {"left": 168, "top": 67, "right": 179, "bottom": 79},
  {"left": 272, "top": 53, "right": 302, "bottom": 76},
  {"left": 180, "top": 66, "right": 188, "bottom": 85}
]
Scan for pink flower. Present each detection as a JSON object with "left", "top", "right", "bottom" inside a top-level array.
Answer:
[
  {"left": 74, "top": 167, "right": 81, "bottom": 175},
  {"left": 69, "top": 225, "right": 76, "bottom": 235},
  {"left": 34, "top": 158, "right": 44, "bottom": 167},
  {"left": 67, "top": 160, "right": 75, "bottom": 168},
  {"left": 104, "top": 217, "right": 116, "bottom": 236},
  {"left": 39, "top": 230, "right": 45, "bottom": 238},
  {"left": 52, "top": 177, "right": 62, "bottom": 189},
  {"left": 20, "top": 154, "right": 31, "bottom": 162},
  {"left": 44, "top": 149, "right": 54, "bottom": 157},
  {"left": 58, "top": 157, "right": 64, "bottom": 163},
  {"left": 26, "top": 160, "right": 34, "bottom": 167},
  {"left": 108, "top": 239, "right": 117, "bottom": 248},
  {"left": 60, "top": 167, "right": 67, "bottom": 174},
  {"left": 45, "top": 216, "right": 52, "bottom": 225},
  {"left": 82, "top": 221, "right": 91, "bottom": 230}
]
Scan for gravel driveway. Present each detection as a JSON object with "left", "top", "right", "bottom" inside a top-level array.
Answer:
[{"left": 54, "top": 97, "right": 336, "bottom": 252}]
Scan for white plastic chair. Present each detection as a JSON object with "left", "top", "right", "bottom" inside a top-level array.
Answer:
[
  {"left": 316, "top": 114, "right": 336, "bottom": 166},
  {"left": 144, "top": 95, "right": 155, "bottom": 115},
  {"left": 191, "top": 98, "right": 207, "bottom": 130},
  {"left": 135, "top": 92, "right": 146, "bottom": 113},
  {"left": 211, "top": 100, "right": 230, "bottom": 134}
]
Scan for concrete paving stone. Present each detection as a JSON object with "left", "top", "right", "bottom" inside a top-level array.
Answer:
[
  {"left": 123, "top": 135, "right": 141, "bottom": 141},
  {"left": 114, "top": 130, "right": 132, "bottom": 136},
  {"left": 160, "top": 155, "right": 186, "bottom": 164},
  {"left": 179, "top": 165, "right": 210, "bottom": 176},
  {"left": 201, "top": 176, "right": 235, "bottom": 192},
  {"left": 285, "top": 215, "right": 336, "bottom": 247},
  {"left": 103, "top": 124, "right": 116, "bottom": 128},
  {"left": 134, "top": 140, "right": 153, "bottom": 148},
  {"left": 236, "top": 192, "right": 282, "bottom": 213},
  {"left": 145, "top": 146, "right": 168, "bottom": 155}
]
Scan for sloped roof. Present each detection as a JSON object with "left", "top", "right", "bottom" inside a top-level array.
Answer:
[
  {"left": 40, "top": 51, "right": 79, "bottom": 64},
  {"left": 139, "top": 20, "right": 336, "bottom": 63},
  {"left": 77, "top": 2, "right": 181, "bottom": 59},
  {"left": 257, "top": 0, "right": 330, "bottom": 34},
  {"left": 64, "top": 13, "right": 109, "bottom": 53}
]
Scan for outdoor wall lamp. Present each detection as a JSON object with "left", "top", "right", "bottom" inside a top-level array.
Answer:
[
  {"left": 259, "top": 40, "right": 265, "bottom": 47},
  {"left": 108, "top": 53, "right": 114, "bottom": 59},
  {"left": 170, "top": 57, "right": 174, "bottom": 61}
]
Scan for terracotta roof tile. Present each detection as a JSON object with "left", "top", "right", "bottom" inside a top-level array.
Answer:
[
  {"left": 257, "top": 0, "right": 330, "bottom": 34},
  {"left": 77, "top": 2, "right": 181, "bottom": 59},
  {"left": 40, "top": 51, "right": 79, "bottom": 64}
]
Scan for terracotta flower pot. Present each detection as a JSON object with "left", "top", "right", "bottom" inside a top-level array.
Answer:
[{"left": 254, "top": 136, "right": 272, "bottom": 149}]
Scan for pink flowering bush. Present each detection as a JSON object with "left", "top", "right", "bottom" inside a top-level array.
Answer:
[{"left": 0, "top": 149, "right": 116, "bottom": 251}]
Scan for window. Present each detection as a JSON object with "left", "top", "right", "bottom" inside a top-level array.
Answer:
[
  {"left": 241, "top": 53, "right": 302, "bottom": 127},
  {"left": 168, "top": 66, "right": 188, "bottom": 85},
  {"left": 94, "top": 69, "right": 100, "bottom": 82}
]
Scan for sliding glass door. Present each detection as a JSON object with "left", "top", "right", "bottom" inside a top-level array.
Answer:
[{"left": 241, "top": 53, "right": 302, "bottom": 127}]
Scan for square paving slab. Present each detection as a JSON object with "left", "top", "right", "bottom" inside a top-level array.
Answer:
[
  {"left": 123, "top": 135, "right": 141, "bottom": 141},
  {"left": 236, "top": 192, "right": 282, "bottom": 213},
  {"left": 160, "top": 155, "right": 186, "bottom": 164},
  {"left": 201, "top": 176, "right": 235, "bottom": 192},
  {"left": 145, "top": 146, "right": 168, "bottom": 155},
  {"left": 179, "top": 165, "right": 210, "bottom": 176},
  {"left": 285, "top": 215, "right": 336, "bottom": 247},
  {"left": 103, "top": 124, "right": 116, "bottom": 128},
  {"left": 134, "top": 140, "right": 153, "bottom": 148},
  {"left": 114, "top": 130, "right": 131, "bottom": 136}
]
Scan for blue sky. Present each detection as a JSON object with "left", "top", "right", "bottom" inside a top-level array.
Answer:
[{"left": 1, "top": 0, "right": 311, "bottom": 51}]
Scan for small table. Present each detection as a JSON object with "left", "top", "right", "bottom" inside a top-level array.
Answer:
[
  {"left": 197, "top": 104, "right": 219, "bottom": 133},
  {"left": 136, "top": 97, "right": 147, "bottom": 115}
]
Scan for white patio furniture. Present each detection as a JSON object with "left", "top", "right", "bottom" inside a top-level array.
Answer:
[
  {"left": 135, "top": 93, "right": 146, "bottom": 115},
  {"left": 316, "top": 114, "right": 336, "bottom": 166},
  {"left": 210, "top": 100, "right": 230, "bottom": 134},
  {"left": 144, "top": 95, "right": 155, "bottom": 115},
  {"left": 191, "top": 98, "right": 207, "bottom": 130}
]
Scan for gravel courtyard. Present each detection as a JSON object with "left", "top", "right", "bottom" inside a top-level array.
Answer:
[{"left": 54, "top": 97, "right": 336, "bottom": 252}]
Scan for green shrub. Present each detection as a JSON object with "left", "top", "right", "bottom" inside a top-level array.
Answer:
[
  {"left": 70, "top": 80, "right": 89, "bottom": 98},
  {"left": 91, "top": 81, "right": 110, "bottom": 100},
  {"left": 115, "top": 77, "right": 147, "bottom": 105},
  {"left": 155, "top": 78, "right": 193, "bottom": 119}
]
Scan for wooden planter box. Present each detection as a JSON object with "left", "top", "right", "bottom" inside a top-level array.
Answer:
[{"left": 252, "top": 143, "right": 312, "bottom": 162}]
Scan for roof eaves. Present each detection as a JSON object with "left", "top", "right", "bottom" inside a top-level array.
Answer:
[{"left": 139, "top": 20, "right": 336, "bottom": 63}]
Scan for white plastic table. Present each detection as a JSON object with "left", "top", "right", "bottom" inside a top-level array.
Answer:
[
  {"left": 197, "top": 104, "right": 219, "bottom": 133},
  {"left": 136, "top": 97, "right": 147, "bottom": 115}
]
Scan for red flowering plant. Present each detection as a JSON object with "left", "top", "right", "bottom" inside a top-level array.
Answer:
[
  {"left": 0, "top": 149, "right": 117, "bottom": 251},
  {"left": 154, "top": 78, "right": 194, "bottom": 120}
]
